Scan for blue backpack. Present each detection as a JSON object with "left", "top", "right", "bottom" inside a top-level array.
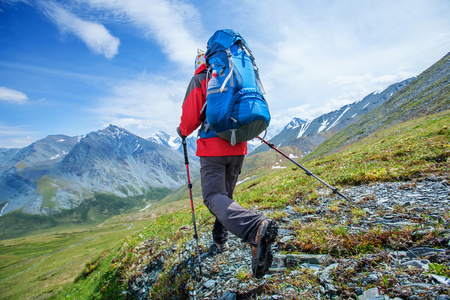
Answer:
[{"left": 199, "top": 29, "right": 270, "bottom": 146}]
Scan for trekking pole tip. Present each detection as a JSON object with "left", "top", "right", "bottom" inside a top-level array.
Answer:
[{"left": 338, "top": 191, "right": 351, "bottom": 202}]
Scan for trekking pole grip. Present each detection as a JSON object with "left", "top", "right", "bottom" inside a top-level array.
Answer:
[{"left": 182, "top": 138, "right": 189, "bottom": 165}]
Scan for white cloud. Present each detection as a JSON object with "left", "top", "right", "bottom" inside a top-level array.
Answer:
[
  {"left": 82, "top": 0, "right": 203, "bottom": 70},
  {"left": 0, "top": 125, "right": 38, "bottom": 148},
  {"left": 39, "top": 1, "right": 120, "bottom": 59},
  {"left": 0, "top": 87, "right": 28, "bottom": 104},
  {"left": 234, "top": 0, "right": 450, "bottom": 127},
  {"left": 93, "top": 75, "right": 187, "bottom": 137},
  {"left": 333, "top": 71, "right": 416, "bottom": 102}
]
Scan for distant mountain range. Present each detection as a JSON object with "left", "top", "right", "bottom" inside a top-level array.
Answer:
[
  {"left": 0, "top": 126, "right": 198, "bottom": 216},
  {"left": 250, "top": 78, "right": 413, "bottom": 157},
  {"left": 1, "top": 52, "right": 448, "bottom": 217}
]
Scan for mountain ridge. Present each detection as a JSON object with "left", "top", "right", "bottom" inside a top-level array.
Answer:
[{"left": 307, "top": 51, "right": 450, "bottom": 160}]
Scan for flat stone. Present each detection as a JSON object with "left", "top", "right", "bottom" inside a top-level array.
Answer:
[
  {"left": 401, "top": 260, "right": 426, "bottom": 269},
  {"left": 278, "top": 229, "right": 296, "bottom": 236},
  {"left": 431, "top": 274, "right": 450, "bottom": 285},
  {"left": 280, "top": 235, "right": 294, "bottom": 243},
  {"left": 204, "top": 279, "right": 216, "bottom": 289},
  {"left": 322, "top": 263, "right": 339, "bottom": 273},
  {"left": 219, "top": 291, "right": 237, "bottom": 300},
  {"left": 286, "top": 253, "right": 331, "bottom": 266},
  {"left": 405, "top": 282, "right": 434, "bottom": 289},
  {"left": 406, "top": 247, "right": 445, "bottom": 258},
  {"left": 363, "top": 287, "right": 380, "bottom": 298}
]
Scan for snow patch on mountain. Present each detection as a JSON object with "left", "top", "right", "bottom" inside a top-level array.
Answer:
[
  {"left": 297, "top": 121, "right": 311, "bottom": 138},
  {"left": 284, "top": 118, "right": 307, "bottom": 131},
  {"left": 0, "top": 202, "right": 8, "bottom": 216},
  {"left": 329, "top": 106, "right": 351, "bottom": 129},
  {"left": 318, "top": 119, "right": 329, "bottom": 133}
]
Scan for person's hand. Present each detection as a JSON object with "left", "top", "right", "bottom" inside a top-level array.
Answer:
[{"left": 176, "top": 127, "right": 186, "bottom": 139}]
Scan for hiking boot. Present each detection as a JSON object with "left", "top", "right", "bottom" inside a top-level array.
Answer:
[
  {"left": 214, "top": 241, "right": 229, "bottom": 253},
  {"left": 250, "top": 219, "right": 278, "bottom": 278}
]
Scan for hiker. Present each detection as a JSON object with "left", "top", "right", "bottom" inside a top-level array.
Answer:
[{"left": 177, "top": 47, "right": 278, "bottom": 278}]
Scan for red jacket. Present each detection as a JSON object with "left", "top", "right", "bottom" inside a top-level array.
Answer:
[{"left": 179, "top": 64, "right": 247, "bottom": 157}]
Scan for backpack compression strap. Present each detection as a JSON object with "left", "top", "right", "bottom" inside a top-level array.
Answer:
[
  {"left": 220, "top": 49, "right": 234, "bottom": 92},
  {"left": 241, "top": 43, "right": 266, "bottom": 94}
]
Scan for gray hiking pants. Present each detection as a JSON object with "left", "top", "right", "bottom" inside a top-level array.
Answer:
[{"left": 200, "top": 155, "right": 265, "bottom": 244}]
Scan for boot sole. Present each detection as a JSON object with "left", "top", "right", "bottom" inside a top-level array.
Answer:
[{"left": 252, "top": 220, "right": 278, "bottom": 278}]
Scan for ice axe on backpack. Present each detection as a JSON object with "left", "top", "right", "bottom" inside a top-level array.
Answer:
[
  {"left": 180, "top": 134, "right": 203, "bottom": 276},
  {"left": 257, "top": 136, "right": 350, "bottom": 201}
]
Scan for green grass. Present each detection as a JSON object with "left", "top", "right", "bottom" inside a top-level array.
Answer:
[
  {"left": 0, "top": 190, "right": 208, "bottom": 300},
  {"left": 36, "top": 176, "right": 59, "bottom": 208},
  {"left": 0, "top": 187, "right": 174, "bottom": 240},
  {"left": 0, "top": 219, "right": 150, "bottom": 300},
  {"left": 326, "top": 111, "right": 449, "bottom": 185}
]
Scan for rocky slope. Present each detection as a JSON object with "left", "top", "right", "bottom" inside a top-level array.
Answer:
[{"left": 127, "top": 176, "right": 450, "bottom": 299}]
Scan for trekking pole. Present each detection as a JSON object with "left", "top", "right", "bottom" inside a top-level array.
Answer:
[
  {"left": 181, "top": 137, "right": 203, "bottom": 276},
  {"left": 257, "top": 136, "right": 351, "bottom": 201}
]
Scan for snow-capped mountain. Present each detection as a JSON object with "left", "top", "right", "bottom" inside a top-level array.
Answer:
[
  {"left": 148, "top": 131, "right": 198, "bottom": 161},
  {"left": 0, "top": 125, "right": 198, "bottom": 216},
  {"left": 283, "top": 118, "right": 308, "bottom": 131},
  {"left": 148, "top": 131, "right": 180, "bottom": 149},
  {"left": 148, "top": 130, "right": 263, "bottom": 155},
  {"left": 251, "top": 78, "right": 413, "bottom": 156}
]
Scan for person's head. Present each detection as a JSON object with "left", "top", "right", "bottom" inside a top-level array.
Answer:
[{"left": 195, "top": 48, "right": 205, "bottom": 70}]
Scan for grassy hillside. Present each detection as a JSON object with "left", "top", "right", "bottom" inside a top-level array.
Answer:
[
  {"left": 0, "top": 187, "right": 172, "bottom": 240},
  {"left": 0, "top": 109, "right": 445, "bottom": 299},
  {"left": 241, "top": 145, "right": 304, "bottom": 178},
  {"left": 0, "top": 219, "right": 152, "bottom": 299},
  {"left": 0, "top": 193, "right": 204, "bottom": 300}
]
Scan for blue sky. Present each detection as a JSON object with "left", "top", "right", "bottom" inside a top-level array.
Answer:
[{"left": 1, "top": 0, "right": 449, "bottom": 148}]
